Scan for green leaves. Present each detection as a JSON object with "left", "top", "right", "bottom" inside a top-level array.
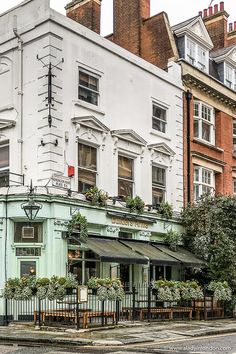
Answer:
[{"left": 181, "top": 195, "right": 236, "bottom": 288}]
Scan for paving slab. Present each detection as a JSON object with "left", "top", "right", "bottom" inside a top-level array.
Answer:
[{"left": 0, "top": 319, "right": 236, "bottom": 347}]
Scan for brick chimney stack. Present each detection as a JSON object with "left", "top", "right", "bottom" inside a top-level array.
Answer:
[
  {"left": 113, "top": 0, "right": 150, "bottom": 56},
  {"left": 65, "top": 0, "right": 102, "bottom": 34},
  {"left": 200, "top": 1, "right": 229, "bottom": 49}
]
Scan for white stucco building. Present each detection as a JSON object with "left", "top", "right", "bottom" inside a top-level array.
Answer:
[{"left": 0, "top": 0, "right": 202, "bottom": 325}]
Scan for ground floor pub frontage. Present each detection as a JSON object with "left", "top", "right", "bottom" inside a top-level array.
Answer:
[{"left": 0, "top": 191, "right": 203, "bottom": 324}]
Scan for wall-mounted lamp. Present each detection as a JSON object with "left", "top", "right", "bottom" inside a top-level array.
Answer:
[{"left": 21, "top": 180, "right": 42, "bottom": 221}]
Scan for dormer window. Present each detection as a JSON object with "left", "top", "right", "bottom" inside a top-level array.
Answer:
[
  {"left": 225, "top": 64, "right": 236, "bottom": 91},
  {"left": 186, "top": 38, "right": 207, "bottom": 72}
]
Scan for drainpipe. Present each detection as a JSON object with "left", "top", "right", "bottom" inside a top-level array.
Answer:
[
  {"left": 13, "top": 15, "right": 23, "bottom": 177},
  {"left": 185, "top": 90, "right": 192, "bottom": 204}
]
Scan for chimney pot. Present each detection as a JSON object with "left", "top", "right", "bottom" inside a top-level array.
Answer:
[
  {"left": 214, "top": 4, "right": 218, "bottom": 14},
  {"left": 208, "top": 6, "right": 213, "bottom": 16},
  {"left": 199, "top": 11, "right": 202, "bottom": 17},
  {"left": 220, "top": 2, "right": 224, "bottom": 11},
  {"left": 229, "top": 23, "right": 233, "bottom": 32},
  {"left": 234, "top": 21, "right": 236, "bottom": 31},
  {"left": 203, "top": 9, "right": 208, "bottom": 17}
]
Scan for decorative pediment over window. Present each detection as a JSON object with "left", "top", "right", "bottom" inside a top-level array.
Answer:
[
  {"left": 72, "top": 115, "right": 109, "bottom": 133},
  {"left": 72, "top": 115, "right": 109, "bottom": 150},
  {"left": 111, "top": 129, "right": 147, "bottom": 158},
  {"left": 148, "top": 143, "right": 175, "bottom": 156},
  {"left": 212, "top": 46, "right": 236, "bottom": 65},
  {"left": 173, "top": 16, "right": 213, "bottom": 49},
  {"left": 148, "top": 143, "right": 175, "bottom": 169},
  {"left": 111, "top": 129, "right": 146, "bottom": 146}
]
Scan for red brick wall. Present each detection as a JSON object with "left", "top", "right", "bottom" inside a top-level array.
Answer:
[
  {"left": 66, "top": 0, "right": 101, "bottom": 34},
  {"left": 204, "top": 15, "right": 228, "bottom": 49},
  {"left": 215, "top": 111, "right": 234, "bottom": 194},
  {"left": 183, "top": 96, "right": 234, "bottom": 204},
  {"left": 141, "top": 13, "right": 175, "bottom": 70},
  {"left": 113, "top": 0, "right": 150, "bottom": 56}
]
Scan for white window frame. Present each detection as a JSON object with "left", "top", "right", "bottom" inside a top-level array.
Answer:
[
  {"left": 186, "top": 37, "right": 208, "bottom": 72},
  {"left": 118, "top": 154, "right": 134, "bottom": 198},
  {"left": 225, "top": 63, "right": 236, "bottom": 91},
  {"left": 152, "top": 165, "right": 166, "bottom": 206},
  {"left": 194, "top": 100, "right": 215, "bottom": 145},
  {"left": 78, "top": 142, "right": 97, "bottom": 193},
  {"left": 152, "top": 102, "right": 167, "bottom": 134},
  {"left": 78, "top": 68, "right": 100, "bottom": 106},
  {"left": 194, "top": 166, "right": 215, "bottom": 201}
]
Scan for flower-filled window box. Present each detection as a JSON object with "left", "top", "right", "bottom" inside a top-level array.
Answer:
[
  {"left": 3, "top": 275, "right": 78, "bottom": 301},
  {"left": 87, "top": 277, "right": 125, "bottom": 301}
]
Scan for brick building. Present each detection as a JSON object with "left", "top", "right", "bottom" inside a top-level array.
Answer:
[{"left": 66, "top": 0, "right": 236, "bottom": 203}]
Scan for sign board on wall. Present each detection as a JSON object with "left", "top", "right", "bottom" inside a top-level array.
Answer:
[{"left": 52, "top": 174, "right": 71, "bottom": 189}]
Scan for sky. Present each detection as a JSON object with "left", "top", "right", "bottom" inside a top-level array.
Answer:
[{"left": 0, "top": 0, "right": 235, "bottom": 36}]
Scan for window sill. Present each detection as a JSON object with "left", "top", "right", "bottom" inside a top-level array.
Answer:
[
  {"left": 150, "top": 130, "right": 171, "bottom": 141},
  {"left": 74, "top": 99, "right": 105, "bottom": 115},
  {"left": 193, "top": 138, "right": 223, "bottom": 152}
]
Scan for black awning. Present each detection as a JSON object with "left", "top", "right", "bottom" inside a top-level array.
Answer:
[
  {"left": 85, "top": 237, "right": 148, "bottom": 264},
  {"left": 153, "top": 244, "right": 204, "bottom": 267},
  {"left": 120, "top": 240, "right": 180, "bottom": 265}
]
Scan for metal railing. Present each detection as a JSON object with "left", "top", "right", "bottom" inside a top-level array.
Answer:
[{"left": 4, "top": 284, "right": 230, "bottom": 328}]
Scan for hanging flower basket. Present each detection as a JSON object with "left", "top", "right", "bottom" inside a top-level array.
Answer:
[{"left": 67, "top": 212, "right": 88, "bottom": 243}]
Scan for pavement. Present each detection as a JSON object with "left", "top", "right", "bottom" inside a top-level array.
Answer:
[{"left": 0, "top": 319, "right": 236, "bottom": 347}]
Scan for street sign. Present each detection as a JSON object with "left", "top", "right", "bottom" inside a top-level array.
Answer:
[{"left": 52, "top": 174, "right": 71, "bottom": 189}]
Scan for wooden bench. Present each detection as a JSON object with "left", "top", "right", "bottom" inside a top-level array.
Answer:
[
  {"left": 195, "top": 307, "right": 224, "bottom": 320},
  {"left": 34, "top": 310, "right": 116, "bottom": 329},
  {"left": 139, "top": 307, "right": 193, "bottom": 321},
  {"left": 139, "top": 308, "right": 173, "bottom": 321},
  {"left": 171, "top": 307, "right": 193, "bottom": 320},
  {"left": 83, "top": 311, "right": 116, "bottom": 328},
  {"left": 34, "top": 310, "right": 75, "bottom": 325}
]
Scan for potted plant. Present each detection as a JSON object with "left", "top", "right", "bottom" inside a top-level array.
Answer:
[
  {"left": 158, "top": 202, "right": 173, "bottom": 219},
  {"left": 207, "top": 281, "right": 232, "bottom": 301},
  {"left": 67, "top": 212, "right": 88, "bottom": 243},
  {"left": 87, "top": 277, "right": 125, "bottom": 300},
  {"left": 125, "top": 196, "right": 145, "bottom": 213},
  {"left": 3, "top": 275, "right": 79, "bottom": 301},
  {"left": 164, "top": 229, "right": 182, "bottom": 251},
  {"left": 85, "top": 186, "right": 109, "bottom": 206}
]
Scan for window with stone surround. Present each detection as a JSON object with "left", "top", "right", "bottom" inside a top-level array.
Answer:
[
  {"left": 194, "top": 166, "right": 215, "bottom": 201},
  {"left": 186, "top": 37, "right": 207, "bottom": 72},
  {"left": 78, "top": 69, "right": 99, "bottom": 106},
  {"left": 152, "top": 165, "right": 166, "bottom": 206},
  {"left": 194, "top": 100, "right": 215, "bottom": 144},
  {"left": 78, "top": 143, "right": 97, "bottom": 193},
  {"left": 152, "top": 103, "right": 167, "bottom": 133},
  {"left": 118, "top": 155, "right": 134, "bottom": 198}
]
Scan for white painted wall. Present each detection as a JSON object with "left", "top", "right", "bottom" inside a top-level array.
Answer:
[{"left": 0, "top": 0, "right": 184, "bottom": 211}]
